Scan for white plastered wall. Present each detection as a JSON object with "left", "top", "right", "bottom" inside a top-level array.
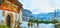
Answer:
[{"left": 3, "top": 10, "right": 18, "bottom": 28}]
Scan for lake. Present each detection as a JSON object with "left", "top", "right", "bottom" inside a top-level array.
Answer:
[{"left": 20, "top": 21, "right": 55, "bottom": 28}]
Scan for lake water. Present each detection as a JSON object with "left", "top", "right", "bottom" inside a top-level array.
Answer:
[{"left": 20, "top": 22, "right": 55, "bottom": 28}]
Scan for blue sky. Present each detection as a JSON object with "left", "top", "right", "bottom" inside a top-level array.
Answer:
[{"left": 18, "top": 0, "right": 59, "bottom": 14}]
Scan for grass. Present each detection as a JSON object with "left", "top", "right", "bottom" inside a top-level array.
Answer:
[
  {"left": 0, "top": 25, "right": 10, "bottom": 28},
  {"left": 0, "top": 23, "right": 6, "bottom": 28}
]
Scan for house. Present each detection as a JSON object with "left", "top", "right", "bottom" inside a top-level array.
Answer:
[{"left": 0, "top": 0, "right": 22, "bottom": 28}]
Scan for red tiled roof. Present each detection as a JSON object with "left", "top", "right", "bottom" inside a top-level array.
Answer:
[
  {"left": 7, "top": 0, "right": 22, "bottom": 13},
  {"left": 7, "top": 0, "right": 22, "bottom": 7}
]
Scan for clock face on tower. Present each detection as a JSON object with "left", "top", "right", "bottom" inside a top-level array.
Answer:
[{"left": 0, "top": 0, "right": 4, "bottom": 4}]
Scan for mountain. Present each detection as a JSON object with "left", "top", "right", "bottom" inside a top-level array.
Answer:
[
  {"left": 33, "top": 13, "right": 48, "bottom": 20},
  {"left": 55, "top": 9, "right": 60, "bottom": 21},
  {"left": 22, "top": 8, "right": 33, "bottom": 21},
  {"left": 22, "top": 8, "right": 60, "bottom": 21},
  {"left": 32, "top": 13, "right": 48, "bottom": 20},
  {"left": 32, "top": 9, "right": 60, "bottom": 21}
]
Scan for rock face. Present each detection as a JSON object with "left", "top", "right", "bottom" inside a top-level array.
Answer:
[{"left": 22, "top": 8, "right": 33, "bottom": 21}]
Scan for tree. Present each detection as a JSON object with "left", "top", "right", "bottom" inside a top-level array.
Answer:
[
  {"left": 28, "top": 19, "right": 33, "bottom": 27},
  {"left": 44, "top": 20, "right": 50, "bottom": 24},
  {"left": 52, "top": 19, "right": 58, "bottom": 24},
  {"left": 52, "top": 19, "right": 59, "bottom": 28},
  {"left": 39, "top": 20, "right": 44, "bottom": 23}
]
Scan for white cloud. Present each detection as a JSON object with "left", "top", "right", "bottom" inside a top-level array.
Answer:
[
  {"left": 56, "top": 0, "right": 60, "bottom": 9},
  {"left": 30, "top": 0, "right": 54, "bottom": 14},
  {"left": 19, "top": 0, "right": 56, "bottom": 14}
]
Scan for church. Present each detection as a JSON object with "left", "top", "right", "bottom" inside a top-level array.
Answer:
[{"left": 0, "top": 0, "right": 22, "bottom": 28}]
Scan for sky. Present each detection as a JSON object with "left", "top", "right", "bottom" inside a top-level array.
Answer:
[{"left": 18, "top": 0, "right": 59, "bottom": 14}]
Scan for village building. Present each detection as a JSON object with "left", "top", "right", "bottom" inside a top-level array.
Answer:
[{"left": 0, "top": 0, "right": 22, "bottom": 28}]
